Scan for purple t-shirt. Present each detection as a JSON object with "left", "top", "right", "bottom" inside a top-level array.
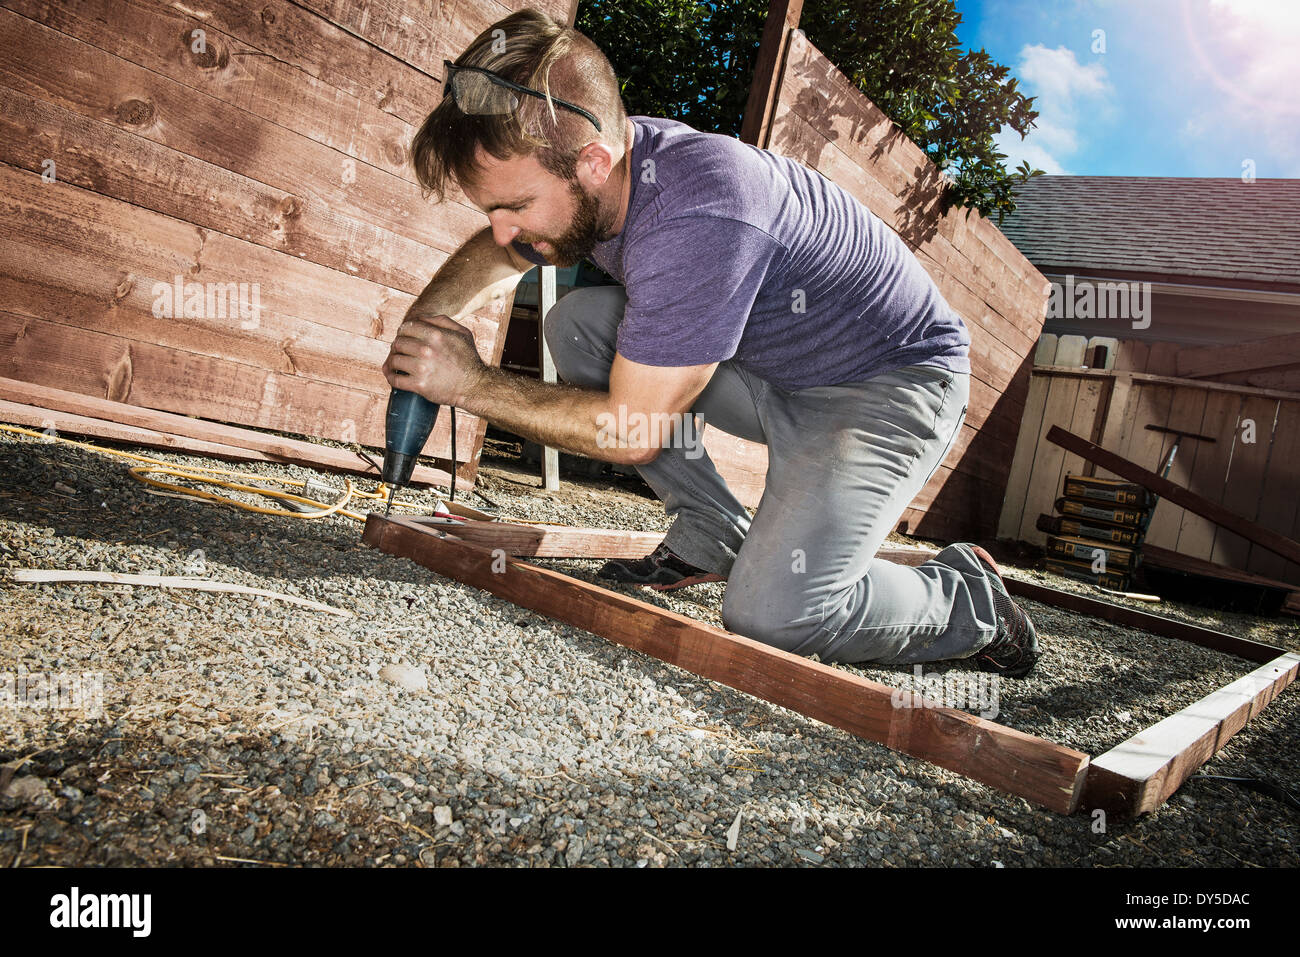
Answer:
[{"left": 514, "top": 116, "right": 969, "bottom": 390}]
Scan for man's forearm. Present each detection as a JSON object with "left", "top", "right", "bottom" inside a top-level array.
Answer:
[
  {"left": 409, "top": 226, "right": 526, "bottom": 321},
  {"left": 464, "top": 367, "right": 651, "bottom": 465}
]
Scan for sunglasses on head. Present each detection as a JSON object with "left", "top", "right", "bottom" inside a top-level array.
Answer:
[{"left": 443, "top": 60, "right": 602, "bottom": 133}]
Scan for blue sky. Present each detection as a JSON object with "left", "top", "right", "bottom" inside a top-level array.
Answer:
[{"left": 954, "top": 0, "right": 1300, "bottom": 177}]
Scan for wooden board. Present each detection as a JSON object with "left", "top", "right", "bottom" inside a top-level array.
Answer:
[
  {"left": 1142, "top": 386, "right": 1209, "bottom": 549},
  {"left": 1209, "top": 395, "right": 1278, "bottom": 571},
  {"left": 0, "top": 84, "right": 442, "bottom": 295},
  {"left": 5, "top": 0, "right": 421, "bottom": 182},
  {"left": 416, "top": 518, "right": 667, "bottom": 558},
  {"left": 1172, "top": 389, "right": 1240, "bottom": 560},
  {"left": 0, "top": 8, "right": 479, "bottom": 254},
  {"left": 1082, "top": 653, "right": 1300, "bottom": 816},
  {"left": 0, "top": 376, "right": 462, "bottom": 489},
  {"left": 1176, "top": 332, "right": 1300, "bottom": 379},
  {"left": 1000, "top": 576, "right": 1285, "bottom": 665},
  {"left": 738, "top": 0, "right": 803, "bottom": 147},
  {"left": 1246, "top": 398, "right": 1300, "bottom": 581},
  {"left": 364, "top": 513, "right": 1091, "bottom": 813},
  {"left": 997, "top": 373, "right": 1050, "bottom": 540},
  {"left": 1016, "top": 376, "right": 1080, "bottom": 543}
]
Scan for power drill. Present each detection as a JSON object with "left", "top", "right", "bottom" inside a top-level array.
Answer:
[{"left": 381, "top": 387, "right": 453, "bottom": 514}]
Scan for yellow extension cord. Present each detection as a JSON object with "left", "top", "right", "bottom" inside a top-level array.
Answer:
[{"left": 0, "top": 423, "right": 423, "bottom": 523}]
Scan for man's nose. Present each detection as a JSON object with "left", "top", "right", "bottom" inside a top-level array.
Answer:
[{"left": 488, "top": 215, "right": 521, "bottom": 247}]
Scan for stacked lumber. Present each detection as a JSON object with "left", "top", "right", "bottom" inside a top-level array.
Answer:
[{"left": 1036, "top": 475, "right": 1156, "bottom": 589}]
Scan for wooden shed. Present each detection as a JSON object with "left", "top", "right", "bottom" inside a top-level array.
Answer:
[{"left": 997, "top": 175, "right": 1300, "bottom": 592}]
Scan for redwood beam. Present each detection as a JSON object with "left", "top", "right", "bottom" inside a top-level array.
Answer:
[{"left": 364, "top": 513, "right": 1090, "bottom": 814}]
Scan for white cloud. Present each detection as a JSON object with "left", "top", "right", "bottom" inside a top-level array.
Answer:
[
  {"left": 996, "top": 44, "right": 1114, "bottom": 175},
  {"left": 1185, "top": 0, "right": 1300, "bottom": 174}
]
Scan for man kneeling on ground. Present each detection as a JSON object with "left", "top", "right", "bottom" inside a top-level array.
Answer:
[{"left": 382, "top": 9, "right": 1039, "bottom": 678}]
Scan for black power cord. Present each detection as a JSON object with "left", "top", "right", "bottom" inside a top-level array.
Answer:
[{"left": 1190, "top": 774, "right": 1300, "bottom": 812}]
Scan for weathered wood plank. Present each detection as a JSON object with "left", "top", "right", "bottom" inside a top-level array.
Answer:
[
  {"left": 0, "top": 377, "right": 462, "bottom": 489},
  {"left": 1209, "top": 395, "right": 1278, "bottom": 571},
  {"left": 6, "top": 0, "right": 418, "bottom": 181},
  {"left": 1082, "top": 653, "right": 1299, "bottom": 817},
  {"left": 996, "top": 373, "right": 1049, "bottom": 539},
  {"left": 0, "top": 8, "right": 482, "bottom": 255},
  {"left": 1173, "top": 390, "right": 1243, "bottom": 560},
  {"left": 0, "top": 84, "right": 443, "bottom": 295},
  {"left": 1244, "top": 398, "right": 1300, "bottom": 581},
  {"left": 1143, "top": 386, "right": 1209, "bottom": 550},
  {"left": 739, "top": 0, "right": 803, "bottom": 147},
  {"left": 1176, "top": 331, "right": 1300, "bottom": 379},
  {"left": 364, "top": 513, "right": 1091, "bottom": 813},
  {"left": 0, "top": 164, "right": 491, "bottom": 459}
]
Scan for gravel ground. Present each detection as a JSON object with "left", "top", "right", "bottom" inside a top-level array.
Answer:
[{"left": 2, "top": 429, "right": 1298, "bottom": 868}]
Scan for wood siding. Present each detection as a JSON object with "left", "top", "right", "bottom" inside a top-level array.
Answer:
[{"left": 999, "top": 337, "right": 1300, "bottom": 586}]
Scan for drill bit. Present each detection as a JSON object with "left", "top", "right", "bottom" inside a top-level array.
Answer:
[{"left": 384, "top": 484, "right": 396, "bottom": 517}]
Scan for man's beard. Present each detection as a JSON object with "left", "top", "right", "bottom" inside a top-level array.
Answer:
[{"left": 526, "top": 180, "right": 610, "bottom": 268}]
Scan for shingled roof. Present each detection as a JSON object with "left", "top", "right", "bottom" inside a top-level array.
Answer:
[{"left": 999, "top": 176, "right": 1300, "bottom": 290}]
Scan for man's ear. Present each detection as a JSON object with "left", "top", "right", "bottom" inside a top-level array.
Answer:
[{"left": 574, "top": 139, "right": 616, "bottom": 190}]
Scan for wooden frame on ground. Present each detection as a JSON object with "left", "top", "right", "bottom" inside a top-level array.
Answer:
[{"left": 364, "top": 514, "right": 1296, "bottom": 818}]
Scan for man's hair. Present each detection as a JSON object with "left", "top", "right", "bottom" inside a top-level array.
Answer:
[{"left": 410, "top": 8, "right": 627, "bottom": 202}]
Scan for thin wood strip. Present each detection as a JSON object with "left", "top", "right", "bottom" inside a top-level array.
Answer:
[
  {"left": 1046, "top": 425, "right": 1300, "bottom": 568},
  {"left": 0, "top": 380, "right": 463, "bottom": 489},
  {"left": 9, "top": 568, "right": 353, "bottom": 617},
  {"left": 1035, "top": 366, "right": 1300, "bottom": 403},
  {"left": 1000, "top": 576, "right": 1284, "bottom": 665},
  {"left": 1082, "top": 653, "right": 1300, "bottom": 816},
  {"left": 364, "top": 514, "right": 1091, "bottom": 814}
]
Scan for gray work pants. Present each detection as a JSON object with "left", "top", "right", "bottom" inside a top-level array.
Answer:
[{"left": 544, "top": 285, "right": 1002, "bottom": 666}]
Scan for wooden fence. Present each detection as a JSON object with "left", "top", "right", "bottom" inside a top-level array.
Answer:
[
  {"left": 0, "top": 0, "right": 575, "bottom": 482},
  {"left": 712, "top": 6, "right": 1050, "bottom": 542}
]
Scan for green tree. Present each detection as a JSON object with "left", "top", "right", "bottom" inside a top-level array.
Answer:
[{"left": 577, "top": 0, "right": 1042, "bottom": 221}]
